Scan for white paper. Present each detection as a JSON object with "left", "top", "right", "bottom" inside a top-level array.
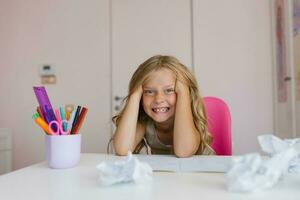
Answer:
[
  {"left": 96, "top": 152, "right": 153, "bottom": 186},
  {"left": 135, "top": 154, "right": 232, "bottom": 172},
  {"left": 258, "top": 134, "right": 300, "bottom": 173},
  {"left": 226, "top": 134, "right": 300, "bottom": 193},
  {"left": 227, "top": 149, "right": 297, "bottom": 193}
]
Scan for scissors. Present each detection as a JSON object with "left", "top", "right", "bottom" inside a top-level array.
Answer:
[
  {"left": 48, "top": 108, "right": 70, "bottom": 135},
  {"left": 48, "top": 119, "right": 70, "bottom": 135}
]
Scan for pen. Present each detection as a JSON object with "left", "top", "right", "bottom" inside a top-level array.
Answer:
[
  {"left": 71, "top": 106, "right": 81, "bottom": 134},
  {"left": 32, "top": 113, "right": 51, "bottom": 135},
  {"left": 71, "top": 107, "right": 88, "bottom": 134}
]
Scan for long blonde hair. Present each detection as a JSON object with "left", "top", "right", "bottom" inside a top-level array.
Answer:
[{"left": 112, "top": 55, "right": 214, "bottom": 154}]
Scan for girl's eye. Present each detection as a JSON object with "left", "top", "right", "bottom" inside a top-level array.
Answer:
[
  {"left": 144, "top": 90, "right": 154, "bottom": 95},
  {"left": 165, "top": 88, "right": 175, "bottom": 94}
]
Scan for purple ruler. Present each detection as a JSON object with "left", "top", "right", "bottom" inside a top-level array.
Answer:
[{"left": 33, "top": 86, "right": 56, "bottom": 123}]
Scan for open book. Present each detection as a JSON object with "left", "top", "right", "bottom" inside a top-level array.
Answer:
[{"left": 135, "top": 154, "right": 234, "bottom": 173}]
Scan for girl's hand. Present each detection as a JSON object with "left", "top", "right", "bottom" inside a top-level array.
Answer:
[
  {"left": 175, "top": 79, "right": 189, "bottom": 95},
  {"left": 131, "top": 85, "right": 143, "bottom": 99}
]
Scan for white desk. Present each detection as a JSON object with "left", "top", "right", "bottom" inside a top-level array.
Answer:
[{"left": 0, "top": 154, "right": 299, "bottom": 200}]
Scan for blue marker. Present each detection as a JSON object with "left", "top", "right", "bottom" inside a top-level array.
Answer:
[{"left": 59, "top": 107, "right": 67, "bottom": 131}]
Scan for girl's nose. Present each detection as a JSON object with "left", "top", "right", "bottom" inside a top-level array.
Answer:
[{"left": 154, "top": 93, "right": 165, "bottom": 103}]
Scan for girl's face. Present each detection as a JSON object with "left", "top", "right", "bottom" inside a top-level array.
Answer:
[{"left": 142, "top": 68, "right": 177, "bottom": 124}]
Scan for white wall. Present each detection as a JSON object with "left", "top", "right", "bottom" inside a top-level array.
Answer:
[
  {"left": 0, "top": 0, "right": 15, "bottom": 132},
  {"left": 0, "top": 0, "right": 274, "bottom": 170},
  {"left": 111, "top": 0, "right": 192, "bottom": 116},
  {"left": 193, "top": 0, "right": 274, "bottom": 154}
]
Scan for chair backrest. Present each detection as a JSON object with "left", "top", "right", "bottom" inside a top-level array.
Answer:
[{"left": 203, "top": 97, "right": 232, "bottom": 155}]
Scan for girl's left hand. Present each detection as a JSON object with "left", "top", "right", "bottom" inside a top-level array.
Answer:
[{"left": 175, "top": 79, "right": 189, "bottom": 95}]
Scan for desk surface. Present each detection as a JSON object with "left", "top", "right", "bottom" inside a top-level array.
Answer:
[{"left": 0, "top": 153, "right": 300, "bottom": 200}]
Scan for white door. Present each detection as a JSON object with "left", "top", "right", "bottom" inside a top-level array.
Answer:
[
  {"left": 273, "top": 0, "right": 295, "bottom": 139},
  {"left": 111, "top": 0, "right": 193, "bottom": 118},
  {"left": 292, "top": 0, "right": 300, "bottom": 138}
]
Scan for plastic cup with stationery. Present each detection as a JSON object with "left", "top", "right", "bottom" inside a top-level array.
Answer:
[{"left": 32, "top": 86, "right": 88, "bottom": 169}]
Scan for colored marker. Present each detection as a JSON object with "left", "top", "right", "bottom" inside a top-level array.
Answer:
[
  {"left": 71, "top": 107, "right": 88, "bottom": 134},
  {"left": 67, "top": 111, "right": 76, "bottom": 132},
  {"left": 32, "top": 113, "right": 51, "bottom": 135},
  {"left": 65, "top": 110, "right": 70, "bottom": 121},
  {"left": 59, "top": 107, "right": 67, "bottom": 132}
]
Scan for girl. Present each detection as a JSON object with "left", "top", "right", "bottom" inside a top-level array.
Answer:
[{"left": 112, "top": 55, "right": 214, "bottom": 157}]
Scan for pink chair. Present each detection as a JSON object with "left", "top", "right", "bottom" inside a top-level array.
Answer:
[{"left": 203, "top": 97, "right": 232, "bottom": 155}]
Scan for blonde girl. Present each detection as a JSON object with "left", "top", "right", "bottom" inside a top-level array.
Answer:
[{"left": 112, "top": 55, "right": 214, "bottom": 157}]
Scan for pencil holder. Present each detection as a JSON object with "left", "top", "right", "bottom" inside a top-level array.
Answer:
[{"left": 45, "top": 134, "right": 81, "bottom": 169}]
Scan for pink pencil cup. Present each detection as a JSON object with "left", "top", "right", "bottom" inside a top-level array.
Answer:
[{"left": 45, "top": 134, "right": 81, "bottom": 169}]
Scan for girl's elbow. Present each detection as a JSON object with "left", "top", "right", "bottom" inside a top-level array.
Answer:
[
  {"left": 174, "top": 145, "right": 198, "bottom": 158},
  {"left": 112, "top": 141, "right": 128, "bottom": 156},
  {"left": 114, "top": 146, "right": 130, "bottom": 156},
  {"left": 112, "top": 142, "right": 132, "bottom": 156},
  {"left": 174, "top": 149, "right": 194, "bottom": 158},
  {"left": 115, "top": 150, "right": 129, "bottom": 156}
]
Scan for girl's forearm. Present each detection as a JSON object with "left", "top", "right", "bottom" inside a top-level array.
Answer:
[
  {"left": 173, "top": 90, "right": 200, "bottom": 157},
  {"left": 113, "top": 93, "right": 141, "bottom": 155}
]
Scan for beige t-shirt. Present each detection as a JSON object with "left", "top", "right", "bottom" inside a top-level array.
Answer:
[
  {"left": 143, "top": 121, "right": 215, "bottom": 155},
  {"left": 144, "top": 121, "right": 173, "bottom": 154}
]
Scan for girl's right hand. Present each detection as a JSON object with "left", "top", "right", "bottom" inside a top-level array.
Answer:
[{"left": 131, "top": 85, "right": 143, "bottom": 99}]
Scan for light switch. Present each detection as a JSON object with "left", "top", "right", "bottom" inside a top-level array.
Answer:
[
  {"left": 39, "top": 64, "right": 56, "bottom": 84},
  {"left": 40, "top": 64, "right": 55, "bottom": 76}
]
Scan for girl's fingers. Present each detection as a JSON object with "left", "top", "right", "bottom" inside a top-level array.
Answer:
[
  {"left": 175, "top": 78, "right": 189, "bottom": 94},
  {"left": 132, "top": 85, "right": 143, "bottom": 98}
]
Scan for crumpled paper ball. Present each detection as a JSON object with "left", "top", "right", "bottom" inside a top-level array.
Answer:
[
  {"left": 96, "top": 152, "right": 153, "bottom": 186},
  {"left": 227, "top": 134, "right": 299, "bottom": 192},
  {"left": 258, "top": 134, "right": 300, "bottom": 173}
]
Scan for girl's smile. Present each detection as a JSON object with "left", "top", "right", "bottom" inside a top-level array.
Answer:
[{"left": 152, "top": 107, "right": 170, "bottom": 113}]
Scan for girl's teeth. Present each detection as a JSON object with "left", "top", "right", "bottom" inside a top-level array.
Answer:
[{"left": 154, "top": 108, "right": 168, "bottom": 113}]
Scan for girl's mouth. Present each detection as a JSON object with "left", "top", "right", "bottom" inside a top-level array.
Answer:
[{"left": 152, "top": 107, "right": 170, "bottom": 113}]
